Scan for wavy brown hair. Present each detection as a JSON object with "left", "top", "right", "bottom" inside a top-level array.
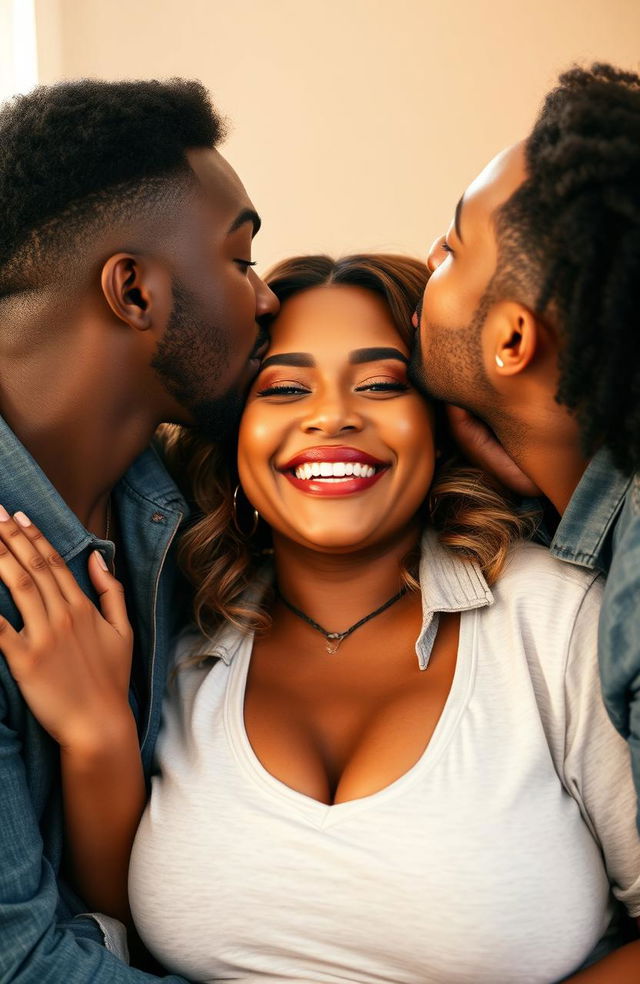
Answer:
[{"left": 161, "top": 253, "right": 537, "bottom": 640}]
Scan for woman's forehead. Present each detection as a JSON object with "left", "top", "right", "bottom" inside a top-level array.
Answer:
[{"left": 268, "top": 284, "right": 408, "bottom": 356}]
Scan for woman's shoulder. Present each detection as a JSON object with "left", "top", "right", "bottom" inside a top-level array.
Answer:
[
  {"left": 494, "top": 539, "right": 603, "bottom": 607},
  {"left": 480, "top": 540, "right": 604, "bottom": 676}
]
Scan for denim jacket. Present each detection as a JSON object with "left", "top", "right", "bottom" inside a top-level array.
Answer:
[
  {"left": 0, "top": 416, "right": 190, "bottom": 982},
  {"left": 550, "top": 447, "right": 640, "bottom": 826}
]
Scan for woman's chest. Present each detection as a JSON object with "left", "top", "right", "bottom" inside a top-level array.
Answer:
[
  {"left": 132, "top": 693, "right": 610, "bottom": 984},
  {"left": 243, "top": 611, "right": 460, "bottom": 806}
]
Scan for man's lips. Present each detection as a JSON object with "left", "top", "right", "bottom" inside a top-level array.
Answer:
[
  {"left": 250, "top": 332, "right": 269, "bottom": 362},
  {"left": 412, "top": 297, "right": 423, "bottom": 330},
  {"left": 279, "top": 446, "right": 387, "bottom": 471}
]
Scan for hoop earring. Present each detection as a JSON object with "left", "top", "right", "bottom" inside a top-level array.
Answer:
[{"left": 232, "top": 485, "right": 260, "bottom": 538}]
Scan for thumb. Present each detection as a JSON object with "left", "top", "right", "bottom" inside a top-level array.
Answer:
[{"left": 88, "top": 550, "right": 131, "bottom": 639}]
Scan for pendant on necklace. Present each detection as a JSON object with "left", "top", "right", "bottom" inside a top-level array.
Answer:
[{"left": 325, "top": 632, "right": 343, "bottom": 655}]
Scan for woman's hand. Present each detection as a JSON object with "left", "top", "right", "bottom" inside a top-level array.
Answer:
[
  {"left": 445, "top": 404, "right": 543, "bottom": 497},
  {"left": 0, "top": 507, "right": 134, "bottom": 753}
]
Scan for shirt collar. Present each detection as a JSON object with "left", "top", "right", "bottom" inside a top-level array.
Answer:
[
  {"left": 414, "top": 529, "right": 493, "bottom": 669},
  {"left": 550, "top": 447, "right": 632, "bottom": 573},
  {"left": 185, "top": 530, "right": 493, "bottom": 672},
  {"left": 0, "top": 414, "right": 188, "bottom": 562}
]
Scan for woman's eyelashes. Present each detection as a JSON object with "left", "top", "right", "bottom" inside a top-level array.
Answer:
[
  {"left": 256, "top": 382, "right": 309, "bottom": 397},
  {"left": 354, "top": 378, "right": 409, "bottom": 394},
  {"left": 234, "top": 259, "right": 257, "bottom": 274},
  {"left": 255, "top": 374, "right": 410, "bottom": 400}
]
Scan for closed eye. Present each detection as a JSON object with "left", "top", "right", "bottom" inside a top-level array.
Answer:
[
  {"left": 354, "top": 381, "right": 409, "bottom": 394},
  {"left": 255, "top": 383, "right": 310, "bottom": 397},
  {"left": 234, "top": 259, "right": 257, "bottom": 273}
]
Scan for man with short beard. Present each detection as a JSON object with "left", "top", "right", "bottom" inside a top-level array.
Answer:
[
  {"left": 0, "top": 79, "right": 277, "bottom": 982},
  {"left": 411, "top": 63, "right": 640, "bottom": 829}
]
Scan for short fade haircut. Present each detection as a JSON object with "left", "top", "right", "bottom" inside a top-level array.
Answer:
[
  {"left": 0, "top": 78, "right": 227, "bottom": 295},
  {"left": 493, "top": 63, "right": 640, "bottom": 475}
]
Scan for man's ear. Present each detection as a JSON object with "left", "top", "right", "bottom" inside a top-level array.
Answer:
[
  {"left": 100, "top": 253, "right": 171, "bottom": 332},
  {"left": 484, "top": 301, "right": 540, "bottom": 378}
]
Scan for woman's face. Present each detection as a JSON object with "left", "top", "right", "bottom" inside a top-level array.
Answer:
[{"left": 238, "top": 284, "right": 436, "bottom": 553}]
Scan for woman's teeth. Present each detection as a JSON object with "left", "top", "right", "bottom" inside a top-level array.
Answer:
[{"left": 293, "top": 461, "right": 377, "bottom": 480}]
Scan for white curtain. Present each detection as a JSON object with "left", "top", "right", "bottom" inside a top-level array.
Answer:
[{"left": 0, "top": 0, "right": 38, "bottom": 104}]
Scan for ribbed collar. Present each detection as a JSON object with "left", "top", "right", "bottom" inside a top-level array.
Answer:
[
  {"left": 183, "top": 530, "right": 494, "bottom": 672},
  {"left": 413, "top": 530, "right": 493, "bottom": 669}
]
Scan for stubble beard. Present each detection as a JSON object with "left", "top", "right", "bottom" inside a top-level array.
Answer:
[
  {"left": 408, "top": 300, "right": 495, "bottom": 416},
  {"left": 151, "top": 279, "right": 248, "bottom": 441}
]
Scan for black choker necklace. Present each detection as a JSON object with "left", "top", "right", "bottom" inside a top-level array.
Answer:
[{"left": 277, "top": 586, "right": 408, "bottom": 654}]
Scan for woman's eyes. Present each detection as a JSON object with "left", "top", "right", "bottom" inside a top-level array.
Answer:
[
  {"left": 255, "top": 379, "right": 409, "bottom": 398},
  {"left": 234, "top": 259, "right": 257, "bottom": 274},
  {"left": 256, "top": 383, "right": 309, "bottom": 397},
  {"left": 354, "top": 380, "right": 409, "bottom": 394}
]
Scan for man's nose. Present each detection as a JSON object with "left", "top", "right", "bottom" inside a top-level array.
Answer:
[
  {"left": 253, "top": 270, "right": 280, "bottom": 318},
  {"left": 426, "top": 235, "right": 446, "bottom": 273}
]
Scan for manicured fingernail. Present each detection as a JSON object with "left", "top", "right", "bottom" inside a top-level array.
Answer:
[
  {"left": 14, "top": 511, "right": 31, "bottom": 527},
  {"left": 0, "top": 505, "right": 10, "bottom": 521},
  {"left": 93, "top": 549, "right": 108, "bottom": 571}
]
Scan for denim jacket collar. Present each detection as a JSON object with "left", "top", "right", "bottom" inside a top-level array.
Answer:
[
  {"left": 550, "top": 447, "right": 632, "bottom": 574},
  {"left": 182, "top": 530, "right": 494, "bottom": 672},
  {"left": 0, "top": 414, "right": 188, "bottom": 556}
]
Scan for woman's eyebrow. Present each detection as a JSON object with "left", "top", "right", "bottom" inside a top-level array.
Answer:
[
  {"left": 349, "top": 347, "right": 408, "bottom": 365},
  {"left": 259, "top": 352, "right": 316, "bottom": 370},
  {"left": 259, "top": 348, "right": 408, "bottom": 371}
]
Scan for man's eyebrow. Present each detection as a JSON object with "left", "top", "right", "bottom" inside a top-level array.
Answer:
[
  {"left": 227, "top": 208, "right": 262, "bottom": 236},
  {"left": 259, "top": 352, "right": 315, "bottom": 370},
  {"left": 349, "top": 347, "right": 408, "bottom": 365},
  {"left": 454, "top": 196, "right": 465, "bottom": 243}
]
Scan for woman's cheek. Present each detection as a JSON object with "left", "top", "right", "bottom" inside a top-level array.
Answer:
[
  {"left": 237, "top": 411, "right": 277, "bottom": 511},
  {"left": 395, "top": 404, "right": 437, "bottom": 499}
]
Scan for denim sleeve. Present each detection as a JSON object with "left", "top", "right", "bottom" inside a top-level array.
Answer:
[
  {"left": 0, "top": 693, "right": 189, "bottom": 983},
  {"left": 597, "top": 476, "right": 640, "bottom": 831}
]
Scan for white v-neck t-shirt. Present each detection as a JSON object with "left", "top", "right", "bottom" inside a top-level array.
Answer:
[{"left": 128, "top": 538, "right": 640, "bottom": 983}]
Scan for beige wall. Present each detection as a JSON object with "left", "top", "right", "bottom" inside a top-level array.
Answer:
[{"left": 35, "top": 0, "right": 640, "bottom": 274}]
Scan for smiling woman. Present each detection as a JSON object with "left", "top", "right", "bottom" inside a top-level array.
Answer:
[
  {"left": 128, "top": 253, "right": 640, "bottom": 983},
  {"left": 162, "top": 254, "right": 530, "bottom": 642}
]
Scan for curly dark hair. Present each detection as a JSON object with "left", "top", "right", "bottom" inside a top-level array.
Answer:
[
  {"left": 0, "top": 78, "right": 226, "bottom": 295},
  {"left": 493, "top": 63, "right": 640, "bottom": 475}
]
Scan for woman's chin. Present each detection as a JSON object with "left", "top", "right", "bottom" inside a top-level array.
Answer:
[{"left": 273, "top": 519, "right": 418, "bottom": 556}]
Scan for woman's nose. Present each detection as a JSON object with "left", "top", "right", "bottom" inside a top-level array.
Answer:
[{"left": 301, "top": 391, "right": 363, "bottom": 436}]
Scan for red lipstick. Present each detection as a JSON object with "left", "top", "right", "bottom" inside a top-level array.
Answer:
[
  {"left": 279, "top": 446, "right": 386, "bottom": 471},
  {"left": 278, "top": 446, "right": 389, "bottom": 497}
]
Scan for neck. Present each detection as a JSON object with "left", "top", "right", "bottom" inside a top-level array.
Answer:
[
  {"left": 272, "top": 522, "right": 421, "bottom": 632},
  {"left": 489, "top": 403, "right": 588, "bottom": 515},
  {"left": 0, "top": 333, "right": 162, "bottom": 533}
]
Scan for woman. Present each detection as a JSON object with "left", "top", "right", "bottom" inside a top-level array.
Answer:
[{"left": 0, "top": 254, "right": 638, "bottom": 983}]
